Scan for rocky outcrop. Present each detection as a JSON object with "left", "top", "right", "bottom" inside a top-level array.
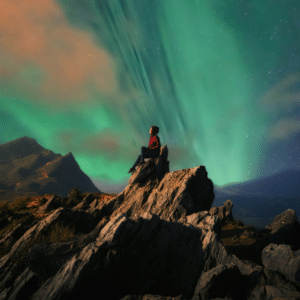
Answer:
[
  {"left": 209, "top": 199, "right": 234, "bottom": 226},
  {"left": 250, "top": 209, "right": 300, "bottom": 254},
  {"left": 0, "top": 147, "right": 300, "bottom": 300},
  {"left": 107, "top": 145, "right": 214, "bottom": 223},
  {"left": 261, "top": 243, "right": 300, "bottom": 287},
  {"left": 130, "top": 145, "right": 170, "bottom": 184}
]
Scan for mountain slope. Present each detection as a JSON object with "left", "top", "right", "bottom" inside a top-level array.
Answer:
[
  {"left": 212, "top": 169, "right": 300, "bottom": 229},
  {"left": 0, "top": 137, "right": 102, "bottom": 202},
  {"left": 214, "top": 168, "right": 300, "bottom": 198}
]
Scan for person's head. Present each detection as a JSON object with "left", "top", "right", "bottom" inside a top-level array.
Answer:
[{"left": 149, "top": 126, "right": 159, "bottom": 136}]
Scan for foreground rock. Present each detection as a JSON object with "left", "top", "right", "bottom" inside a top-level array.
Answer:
[
  {"left": 0, "top": 145, "right": 299, "bottom": 300},
  {"left": 108, "top": 145, "right": 214, "bottom": 223}
]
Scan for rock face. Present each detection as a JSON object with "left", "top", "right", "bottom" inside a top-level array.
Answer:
[
  {"left": 0, "top": 137, "right": 102, "bottom": 201},
  {"left": 113, "top": 145, "right": 214, "bottom": 223},
  {"left": 209, "top": 199, "right": 233, "bottom": 226},
  {"left": 251, "top": 209, "right": 300, "bottom": 253},
  {"left": 131, "top": 145, "right": 170, "bottom": 183},
  {"left": 0, "top": 146, "right": 300, "bottom": 300}
]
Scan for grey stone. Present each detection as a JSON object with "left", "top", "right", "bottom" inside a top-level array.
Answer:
[
  {"left": 193, "top": 264, "right": 247, "bottom": 300},
  {"left": 209, "top": 199, "right": 234, "bottom": 226},
  {"left": 251, "top": 209, "right": 300, "bottom": 254},
  {"left": 262, "top": 243, "right": 300, "bottom": 287},
  {"left": 248, "top": 284, "right": 300, "bottom": 300}
]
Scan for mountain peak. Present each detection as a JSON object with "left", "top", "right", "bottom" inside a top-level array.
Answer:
[
  {"left": 1, "top": 136, "right": 39, "bottom": 147},
  {"left": 0, "top": 136, "right": 45, "bottom": 159},
  {"left": 0, "top": 136, "right": 101, "bottom": 198}
]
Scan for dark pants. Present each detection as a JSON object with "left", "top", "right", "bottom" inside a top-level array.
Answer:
[{"left": 132, "top": 146, "right": 160, "bottom": 169}]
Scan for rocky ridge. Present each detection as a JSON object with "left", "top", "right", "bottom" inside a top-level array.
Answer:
[{"left": 0, "top": 145, "right": 299, "bottom": 300}]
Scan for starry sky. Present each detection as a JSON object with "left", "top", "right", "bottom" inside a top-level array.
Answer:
[{"left": 1, "top": 0, "right": 300, "bottom": 194}]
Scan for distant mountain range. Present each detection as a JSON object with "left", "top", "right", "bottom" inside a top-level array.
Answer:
[
  {"left": 0, "top": 137, "right": 102, "bottom": 203},
  {"left": 214, "top": 168, "right": 300, "bottom": 198},
  {"left": 213, "top": 168, "right": 300, "bottom": 229}
]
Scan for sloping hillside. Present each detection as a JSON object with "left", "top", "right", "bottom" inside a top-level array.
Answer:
[{"left": 0, "top": 137, "right": 102, "bottom": 202}]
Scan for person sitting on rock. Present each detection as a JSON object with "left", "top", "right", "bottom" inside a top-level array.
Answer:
[{"left": 128, "top": 126, "right": 161, "bottom": 173}]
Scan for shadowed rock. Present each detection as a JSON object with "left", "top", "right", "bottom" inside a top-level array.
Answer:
[
  {"left": 251, "top": 209, "right": 300, "bottom": 254},
  {"left": 261, "top": 243, "right": 300, "bottom": 287},
  {"left": 193, "top": 264, "right": 247, "bottom": 300}
]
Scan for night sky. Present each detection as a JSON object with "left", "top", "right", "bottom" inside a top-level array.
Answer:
[{"left": 1, "top": 0, "right": 300, "bottom": 194}]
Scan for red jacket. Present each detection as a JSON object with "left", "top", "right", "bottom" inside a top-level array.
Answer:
[{"left": 148, "top": 135, "right": 161, "bottom": 152}]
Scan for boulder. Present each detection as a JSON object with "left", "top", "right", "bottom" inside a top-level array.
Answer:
[
  {"left": 248, "top": 266, "right": 300, "bottom": 300},
  {"left": 251, "top": 209, "right": 300, "bottom": 253},
  {"left": 209, "top": 199, "right": 233, "bottom": 226},
  {"left": 249, "top": 285, "right": 300, "bottom": 300},
  {"left": 192, "top": 264, "right": 247, "bottom": 300},
  {"left": 0, "top": 159, "right": 300, "bottom": 300},
  {"left": 179, "top": 211, "right": 222, "bottom": 237},
  {"left": 261, "top": 243, "right": 300, "bottom": 287}
]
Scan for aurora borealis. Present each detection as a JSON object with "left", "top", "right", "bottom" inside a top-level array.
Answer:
[{"left": 1, "top": 0, "right": 300, "bottom": 194}]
